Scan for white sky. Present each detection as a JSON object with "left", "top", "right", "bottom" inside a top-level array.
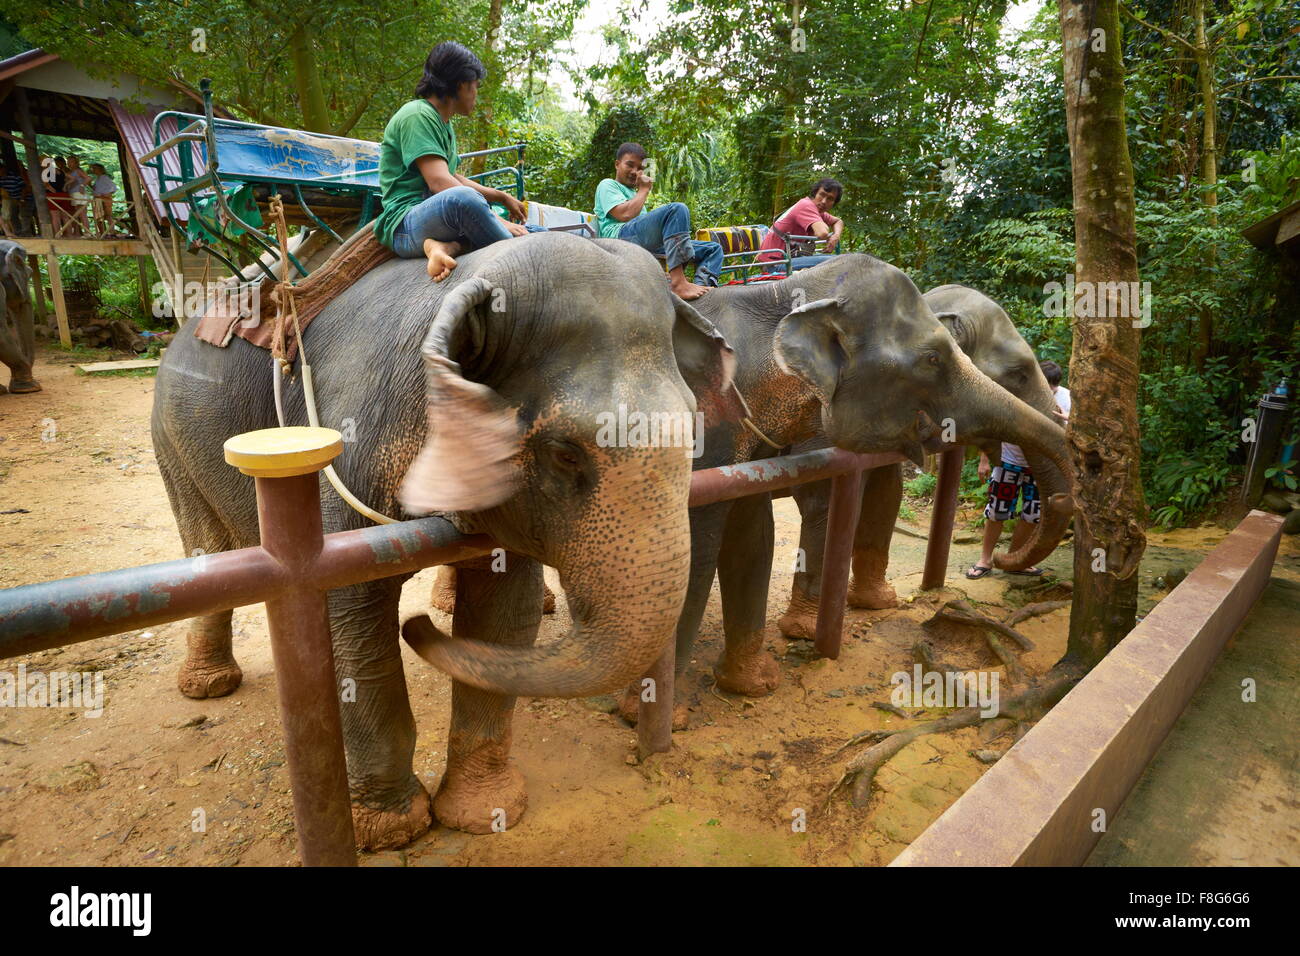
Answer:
[{"left": 549, "top": 0, "right": 1043, "bottom": 108}]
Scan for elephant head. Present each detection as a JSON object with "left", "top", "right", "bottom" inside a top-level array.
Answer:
[
  {"left": 399, "top": 232, "right": 740, "bottom": 699},
  {"left": 0, "top": 240, "right": 39, "bottom": 393},
  {"left": 772, "top": 256, "right": 1073, "bottom": 570},
  {"left": 924, "top": 284, "right": 1072, "bottom": 570}
]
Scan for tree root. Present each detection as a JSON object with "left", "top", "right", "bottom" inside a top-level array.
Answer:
[
  {"left": 1007, "top": 600, "right": 1072, "bottom": 626},
  {"left": 829, "top": 666, "right": 1080, "bottom": 808},
  {"left": 925, "top": 599, "right": 1034, "bottom": 650},
  {"left": 982, "top": 630, "right": 1027, "bottom": 686}
]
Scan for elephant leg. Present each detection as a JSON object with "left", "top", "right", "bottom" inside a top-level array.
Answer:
[
  {"left": 435, "top": 556, "right": 543, "bottom": 833},
  {"left": 430, "top": 565, "right": 457, "bottom": 614},
  {"left": 616, "top": 501, "right": 728, "bottom": 729},
  {"left": 158, "top": 454, "right": 244, "bottom": 699},
  {"left": 430, "top": 563, "right": 556, "bottom": 616},
  {"left": 779, "top": 479, "right": 830, "bottom": 640},
  {"left": 715, "top": 493, "right": 780, "bottom": 696},
  {"left": 847, "top": 464, "right": 902, "bottom": 610},
  {"left": 332, "top": 578, "right": 433, "bottom": 851}
]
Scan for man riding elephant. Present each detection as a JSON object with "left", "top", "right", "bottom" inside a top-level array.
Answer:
[
  {"left": 1, "top": 240, "right": 41, "bottom": 395},
  {"left": 153, "top": 231, "right": 738, "bottom": 850}
]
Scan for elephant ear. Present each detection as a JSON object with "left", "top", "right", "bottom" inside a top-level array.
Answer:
[
  {"left": 399, "top": 275, "right": 522, "bottom": 516},
  {"left": 934, "top": 310, "right": 974, "bottom": 354},
  {"left": 773, "top": 296, "right": 845, "bottom": 405},
  {"left": 2, "top": 244, "right": 29, "bottom": 299},
  {"left": 671, "top": 295, "right": 745, "bottom": 424}
]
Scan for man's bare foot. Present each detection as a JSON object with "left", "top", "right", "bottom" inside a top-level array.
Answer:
[
  {"left": 670, "top": 278, "right": 710, "bottom": 301},
  {"left": 423, "top": 238, "right": 459, "bottom": 281}
]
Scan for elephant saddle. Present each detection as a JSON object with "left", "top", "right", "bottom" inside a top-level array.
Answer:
[{"left": 192, "top": 222, "right": 394, "bottom": 363}]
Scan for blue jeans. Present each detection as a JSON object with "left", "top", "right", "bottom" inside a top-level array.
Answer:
[
  {"left": 616, "top": 202, "right": 722, "bottom": 286},
  {"left": 392, "top": 185, "right": 544, "bottom": 258},
  {"left": 761, "top": 253, "right": 835, "bottom": 275}
]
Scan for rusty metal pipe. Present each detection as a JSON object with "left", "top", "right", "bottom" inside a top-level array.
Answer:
[
  {"left": 814, "top": 467, "right": 865, "bottom": 659},
  {"left": 253, "top": 471, "right": 356, "bottom": 867},
  {"left": 921, "top": 447, "right": 964, "bottom": 591},
  {"left": 0, "top": 547, "right": 286, "bottom": 659},
  {"left": 687, "top": 448, "right": 906, "bottom": 507}
]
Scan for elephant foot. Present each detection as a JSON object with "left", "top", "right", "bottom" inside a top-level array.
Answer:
[
  {"left": 434, "top": 743, "right": 528, "bottom": 834},
  {"left": 5, "top": 379, "right": 41, "bottom": 394},
  {"left": 778, "top": 584, "right": 821, "bottom": 641},
  {"left": 616, "top": 682, "right": 690, "bottom": 730},
  {"left": 847, "top": 577, "right": 899, "bottom": 610},
  {"left": 714, "top": 637, "right": 781, "bottom": 697},
  {"left": 352, "top": 781, "right": 433, "bottom": 851},
  {"left": 177, "top": 657, "right": 243, "bottom": 699}
]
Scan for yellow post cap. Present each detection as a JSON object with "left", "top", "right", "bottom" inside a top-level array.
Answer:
[{"left": 224, "top": 426, "right": 343, "bottom": 478}]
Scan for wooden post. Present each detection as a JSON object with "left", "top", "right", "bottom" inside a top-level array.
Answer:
[
  {"left": 137, "top": 256, "right": 151, "bottom": 318},
  {"left": 14, "top": 87, "right": 71, "bottom": 347}
]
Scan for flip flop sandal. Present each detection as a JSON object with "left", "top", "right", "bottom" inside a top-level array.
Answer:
[
  {"left": 1006, "top": 567, "right": 1045, "bottom": 576},
  {"left": 965, "top": 565, "right": 993, "bottom": 579}
]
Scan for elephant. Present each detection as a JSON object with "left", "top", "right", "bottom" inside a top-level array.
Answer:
[
  {"left": 617, "top": 256, "right": 1074, "bottom": 725},
  {"left": 151, "top": 231, "right": 738, "bottom": 850},
  {"left": 0, "top": 240, "right": 41, "bottom": 394},
  {"left": 778, "top": 283, "right": 1070, "bottom": 637}
]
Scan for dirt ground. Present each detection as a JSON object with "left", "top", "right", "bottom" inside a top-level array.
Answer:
[{"left": 2, "top": 343, "right": 1296, "bottom": 867}]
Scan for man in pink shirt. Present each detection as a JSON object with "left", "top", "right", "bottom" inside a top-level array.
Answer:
[{"left": 757, "top": 178, "right": 844, "bottom": 273}]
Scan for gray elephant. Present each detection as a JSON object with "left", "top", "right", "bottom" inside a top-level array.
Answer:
[
  {"left": 618, "top": 256, "right": 1074, "bottom": 725},
  {"left": 1, "top": 240, "right": 40, "bottom": 395},
  {"left": 779, "top": 283, "right": 1069, "bottom": 637},
  {"left": 151, "top": 231, "right": 737, "bottom": 850}
]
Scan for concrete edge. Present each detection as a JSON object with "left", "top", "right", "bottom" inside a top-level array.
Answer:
[{"left": 890, "top": 509, "right": 1285, "bottom": 867}]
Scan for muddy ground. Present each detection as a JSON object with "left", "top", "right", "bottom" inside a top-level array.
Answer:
[{"left": 2, "top": 344, "right": 1296, "bottom": 866}]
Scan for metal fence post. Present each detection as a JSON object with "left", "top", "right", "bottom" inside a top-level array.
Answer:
[
  {"left": 224, "top": 426, "right": 357, "bottom": 867},
  {"left": 814, "top": 467, "right": 865, "bottom": 659},
  {"left": 921, "top": 446, "right": 964, "bottom": 591}
]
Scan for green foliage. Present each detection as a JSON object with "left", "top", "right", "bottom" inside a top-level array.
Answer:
[{"left": 903, "top": 471, "right": 938, "bottom": 498}]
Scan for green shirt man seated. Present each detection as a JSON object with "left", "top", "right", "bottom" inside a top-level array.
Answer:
[{"left": 593, "top": 143, "right": 723, "bottom": 301}]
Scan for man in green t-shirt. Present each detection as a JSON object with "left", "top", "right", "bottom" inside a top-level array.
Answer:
[
  {"left": 593, "top": 143, "right": 722, "bottom": 300},
  {"left": 374, "top": 42, "right": 542, "bottom": 280}
]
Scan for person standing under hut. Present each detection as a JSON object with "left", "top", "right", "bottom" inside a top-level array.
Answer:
[
  {"left": 373, "top": 41, "right": 542, "bottom": 280},
  {"left": 593, "top": 142, "right": 722, "bottom": 301},
  {"left": 756, "top": 178, "right": 845, "bottom": 274}
]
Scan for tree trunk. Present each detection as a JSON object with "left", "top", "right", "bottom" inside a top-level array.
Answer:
[
  {"left": 472, "top": 0, "right": 505, "bottom": 175},
  {"left": 1058, "top": 0, "right": 1147, "bottom": 668},
  {"left": 289, "top": 24, "right": 331, "bottom": 133},
  {"left": 1191, "top": 0, "right": 1217, "bottom": 368}
]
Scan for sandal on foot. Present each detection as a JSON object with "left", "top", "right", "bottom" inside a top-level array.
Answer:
[{"left": 965, "top": 564, "right": 993, "bottom": 579}]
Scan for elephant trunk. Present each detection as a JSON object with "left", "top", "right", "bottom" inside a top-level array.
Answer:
[
  {"left": 952, "top": 355, "right": 1075, "bottom": 571},
  {"left": 403, "top": 448, "right": 692, "bottom": 698}
]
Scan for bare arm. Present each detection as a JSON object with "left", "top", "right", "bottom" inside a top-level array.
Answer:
[
  {"left": 414, "top": 155, "right": 527, "bottom": 230},
  {"left": 608, "top": 173, "right": 653, "bottom": 222}
]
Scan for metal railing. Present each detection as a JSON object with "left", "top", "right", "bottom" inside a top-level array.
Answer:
[{"left": 0, "top": 430, "right": 963, "bottom": 865}]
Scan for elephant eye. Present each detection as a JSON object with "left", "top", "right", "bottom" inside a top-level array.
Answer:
[
  {"left": 544, "top": 439, "right": 584, "bottom": 470},
  {"left": 927, "top": 352, "right": 941, "bottom": 366}
]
